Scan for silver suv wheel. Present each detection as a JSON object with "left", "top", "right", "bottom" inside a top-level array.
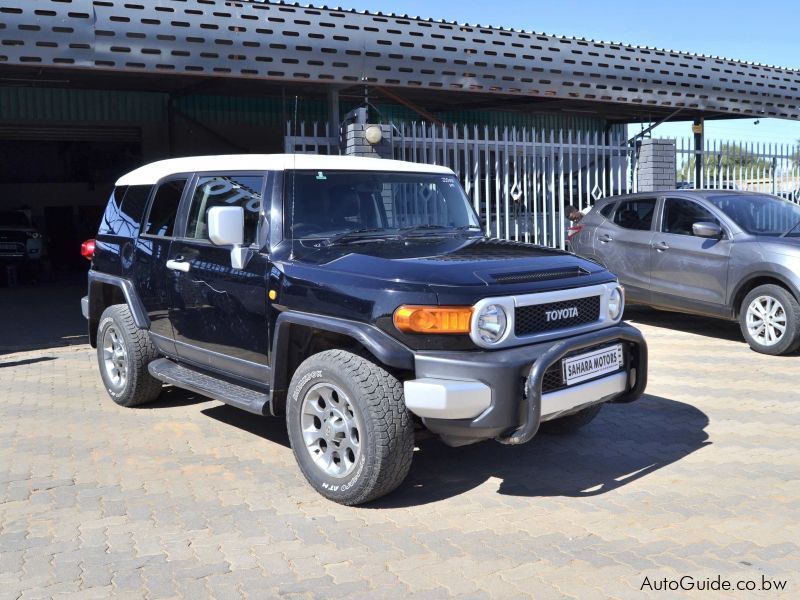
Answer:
[
  {"left": 745, "top": 295, "right": 786, "bottom": 347},
  {"left": 739, "top": 284, "right": 800, "bottom": 356},
  {"left": 287, "top": 350, "right": 414, "bottom": 505},
  {"left": 300, "top": 382, "right": 363, "bottom": 478},
  {"left": 102, "top": 324, "right": 129, "bottom": 391},
  {"left": 96, "top": 304, "right": 162, "bottom": 407}
]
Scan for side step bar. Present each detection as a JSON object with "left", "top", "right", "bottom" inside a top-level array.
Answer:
[{"left": 148, "top": 358, "right": 270, "bottom": 416}]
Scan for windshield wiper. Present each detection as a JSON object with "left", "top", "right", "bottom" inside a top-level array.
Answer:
[
  {"left": 324, "top": 227, "right": 398, "bottom": 245},
  {"left": 399, "top": 224, "right": 482, "bottom": 237}
]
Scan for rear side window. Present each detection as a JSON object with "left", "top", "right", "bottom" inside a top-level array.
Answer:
[
  {"left": 98, "top": 185, "right": 153, "bottom": 237},
  {"left": 613, "top": 198, "right": 656, "bottom": 231},
  {"left": 97, "top": 186, "right": 128, "bottom": 235},
  {"left": 599, "top": 202, "right": 616, "bottom": 219},
  {"left": 144, "top": 179, "right": 187, "bottom": 237},
  {"left": 185, "top": 174, "right": 264, "bottom": 245},
  {"left": 119, "top": 185, "right": 152, "bottom": 232}
]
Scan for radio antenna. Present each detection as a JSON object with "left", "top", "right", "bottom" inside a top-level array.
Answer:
[{"left": 290, "top": 95, "right": 298, "bottom": 260}]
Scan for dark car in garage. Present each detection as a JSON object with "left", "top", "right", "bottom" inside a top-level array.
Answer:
[{"left": 570, "top": 191, "right": 800, "bottom": 355}]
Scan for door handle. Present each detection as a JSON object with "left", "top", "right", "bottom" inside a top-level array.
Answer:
[
  {"left": 652, "top": 241, "right": 670, "bottom": 251},
  {"left": 166, "top": 259, "right": 191, "bottom": 273},
  {"left": 599, "top": 234, "right": 613, "bottom": 243}
]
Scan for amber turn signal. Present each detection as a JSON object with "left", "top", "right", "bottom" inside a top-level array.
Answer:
[{"left": 393, "top": 305, "right": 473, "bottom": 334}]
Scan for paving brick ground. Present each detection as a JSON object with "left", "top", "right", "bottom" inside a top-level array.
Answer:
[{"left": 1, "top": 293, "right": 798, "bottom": 598}]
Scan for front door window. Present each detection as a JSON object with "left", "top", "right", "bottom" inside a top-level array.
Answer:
[
  {"left": 185, "top": 175, "right": 264, "bottom": 245},
  {"left": 661, "top": 198, "right": 719, "bottom": 236}
]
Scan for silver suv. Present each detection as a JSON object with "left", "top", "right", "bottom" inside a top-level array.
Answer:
[
  {"left": 0, "top": 210, "right": 44, "bottom": 265},
  {"left": 571, "top": 191, "right": 800, "bottom": 355}
]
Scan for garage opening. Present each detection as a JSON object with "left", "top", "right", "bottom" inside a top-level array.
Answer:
[{"left": 0, "top": 124, "right": 142, "bottom": 283}]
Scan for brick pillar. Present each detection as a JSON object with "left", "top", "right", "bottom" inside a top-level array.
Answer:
[
  {"left": 344, "top": 123, "right": 393, "bottom": 158},
  {"left": 637, "top": 139, "right": 676, "bottom": 192}
]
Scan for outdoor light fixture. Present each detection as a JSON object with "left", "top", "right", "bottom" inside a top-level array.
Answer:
[{"left": 364, "top": 125, "right": 383, "bottom": 145}]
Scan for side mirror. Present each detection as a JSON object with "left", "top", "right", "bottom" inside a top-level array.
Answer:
[
  {"left": 693, "top": 221, "right": 723, "bottom": 239},
  {"left": 208, "top": 206, "right": 247, "bottom": 269}
]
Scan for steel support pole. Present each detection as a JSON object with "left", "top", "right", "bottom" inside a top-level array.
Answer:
[
  {"left": 693, "top": 118, "right": 704, "bottom": 187},
  {"left": 328, "top": 87, "right": 341, "bottom": 151}
]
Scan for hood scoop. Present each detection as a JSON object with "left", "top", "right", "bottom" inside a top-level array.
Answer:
[
  {"left": 491, "top": 266, "right": 590, "bottom": 284},
  {"left": 422, "top": 238, "right": 561, "bottom": 262}
]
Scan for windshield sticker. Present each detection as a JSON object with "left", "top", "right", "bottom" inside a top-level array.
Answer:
[
  {"left": 316, "top": 171, "right": 327, "bottom": 180},
  {"left": 441, "top": 176, "right": 457, "bottom": 187}
]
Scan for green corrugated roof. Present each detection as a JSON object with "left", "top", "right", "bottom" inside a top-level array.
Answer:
[
  {"left": 0, "top": 86, "right": 619, "bottom": 134},
  {"left": 175, "top": 94, "right": 327, "bottom": 126},
  {"left": 0, "top": 87, "right": 325, "bottom": 125},
  {"left": 361, "top": 102, "right": 614, "bottom": 133},
  {"left": 0, "top": 87, "right": 167, "bottom": 122}
]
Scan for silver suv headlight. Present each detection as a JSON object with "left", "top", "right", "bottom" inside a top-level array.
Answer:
[
  {"left": 476, "top": 303, "right": 508, "bottom": 344},
  {"left": 608, "top": 286, "right": 624, "bottom": 320}
]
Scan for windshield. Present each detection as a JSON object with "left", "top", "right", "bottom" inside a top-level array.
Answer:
[
  {"left": 284, "top": 170, "right": 480, "bottom": 240},
  {"left": 706, "top": 194, "right": 800, "bottom": 237},
  {"left": 0, "top": 211, "right": 30, "bottom": 228}
]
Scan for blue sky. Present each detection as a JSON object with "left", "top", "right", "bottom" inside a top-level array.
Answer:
[{"left": 337, "top": 0, "right": 800, "bottom": 146}]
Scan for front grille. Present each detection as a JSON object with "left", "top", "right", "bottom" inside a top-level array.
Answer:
[
  {"left": 0, "top": 242, "right": 25, "bottom": 255},
  {"left": 0, "top": 231, "right": 27, "bottom": 243},
  {"left": 540, "top": 341, "right": 627, "bottom": 393},
  {"left": 515, "top": 296, "right": 600, "bottom": 337}
]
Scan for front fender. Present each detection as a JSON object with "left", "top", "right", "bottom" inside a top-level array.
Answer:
[
  {"left": 729, "top": 267, "right": 800, "bottom": 314},
  {"left": 269, "top": 310, "right": 415, "bottom": 407}
]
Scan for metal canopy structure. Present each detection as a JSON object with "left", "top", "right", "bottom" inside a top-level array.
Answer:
[{"left": 1, "top": 0, "right": 799, "bottom": 123}]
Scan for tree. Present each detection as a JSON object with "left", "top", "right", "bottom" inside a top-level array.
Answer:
[{"left": 678, "top": 142, "right": 773, "bottom": 183}]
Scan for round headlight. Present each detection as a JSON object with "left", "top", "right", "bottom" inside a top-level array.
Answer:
[
  {"left": 28, "top": 232, "right": 40, "bottom": 239},
  {"left": 608, "top": 287, "right": 624, "bottom": 320},
  {"left": 476, "top": 304, "right": 508, "bottom": 344}
]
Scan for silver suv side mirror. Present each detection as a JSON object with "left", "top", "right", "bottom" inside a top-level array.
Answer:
[
  {"left": 693, "top": 222, "right": 723, "bottom": 239},
  {"left": 208, "top": 206, "right": 248, "bottom": 269}
]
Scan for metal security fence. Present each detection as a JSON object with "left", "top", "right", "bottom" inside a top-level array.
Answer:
[
  {"left": 673, "top": 137, "right": 800, "bottom": 200},
  {"left": 393, "top": 124, "right": 635, "bottom": 248},
  {"left": 284, "top": 122, "right": 338, "bottom": 155}
]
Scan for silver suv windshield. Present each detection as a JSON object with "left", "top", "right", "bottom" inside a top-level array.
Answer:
[
  {"left": 706, "top": 193, "right": 800, "bottom": 237},
  {"left": 284, "top": 170, "right": 480, "bottom": 241}
]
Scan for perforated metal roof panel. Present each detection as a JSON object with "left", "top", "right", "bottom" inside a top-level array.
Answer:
[{"left": 0, "top": 0, "right": 798, "bottom": 120}]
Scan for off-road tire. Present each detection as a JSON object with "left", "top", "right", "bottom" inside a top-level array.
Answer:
[
  {"left": 96, "top": 304, "right": 162, "bottom": 407},
  {"left": 739, "top": 284, "right": 800, "bottom": 356},
  {"left": 286, "top": 350, "right": 414, "bottom": 506},
  {"left": 540, "top": 403, "right": 603, "bottom": 434}
]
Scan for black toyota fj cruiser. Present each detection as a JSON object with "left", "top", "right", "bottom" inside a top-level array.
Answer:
[{"left": 82, "top": 154, "right": 647, "bottom": 505}]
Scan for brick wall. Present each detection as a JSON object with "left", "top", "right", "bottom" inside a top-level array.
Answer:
[{"left": 344, "top": 124, "right": 393, "bottom": 158}]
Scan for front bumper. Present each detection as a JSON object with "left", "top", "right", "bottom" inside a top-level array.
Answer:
[{"left": 403, "top": 322, "right": 647, "bottom": 446}]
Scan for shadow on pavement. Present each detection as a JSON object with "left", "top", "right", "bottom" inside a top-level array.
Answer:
[
  {"left": 0, "top": 356, "right": 57, "bottom": 368},
  {"left": 201, "top": 404, "right": 291, "bottom": 448},
  {"left": 139, "top": 390, "right": 708, "bottom": 506},
  {"left": 0, "top": 279, "right": 88, "bottom": 355},
  {"left": 624, "top": 306, "right": 743, "bottom": 343},
  {"left": 372, "top": 394, "right": 710, "bottom": 508},
  {"left": 137, "top": 385, "right": 213, "bottom": 409},
  {"left": 132, "top": 386, "right": 291, "bottom": 447}
]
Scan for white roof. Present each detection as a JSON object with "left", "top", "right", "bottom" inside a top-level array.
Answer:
[{"left": 116, "top": 154, "right": 454, "bottom": 186}]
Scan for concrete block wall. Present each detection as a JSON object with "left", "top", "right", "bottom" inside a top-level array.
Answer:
[
  {"left": 344, "top": 123, "right": 393, "bottom": 158},
  {"left": 638, "top": 139, "right": 676, "bottom": 192}
]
